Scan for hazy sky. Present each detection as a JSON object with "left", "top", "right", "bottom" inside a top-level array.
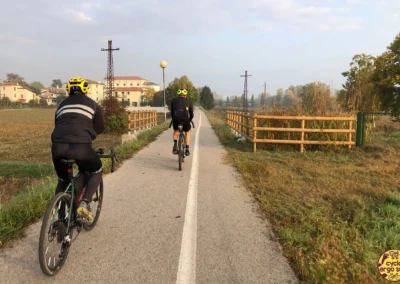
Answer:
[{"left": 0, "top": 0, "right": 399, "bottom": 98}]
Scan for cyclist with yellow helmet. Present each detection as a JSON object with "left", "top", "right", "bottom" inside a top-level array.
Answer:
[
  {"left": 51, "top": 77, "right": 104, "bottom": 222},
  {"left": 170, "top": 88, "right": 194, "bottom": 156}
]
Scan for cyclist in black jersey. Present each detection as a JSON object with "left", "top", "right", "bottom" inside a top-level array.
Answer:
[
  {"left": 51, "top": 77, "right": 104, "bottom": 222},
  {"left": 170, "top": 88, "right": 194, "bottom": 156}
]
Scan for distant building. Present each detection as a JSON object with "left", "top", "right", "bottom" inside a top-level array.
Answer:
[
  {"left": 104, "top": 76, "right": 161, "bottom": 106},
  {"left": 0, "top": 82, "right": 36, "bottom": 103},
  {"left": 86, "top": 79, "right": 105, "bottom": 103},
  {"left": 40, "top": 87, "right": 67, "bottom": 105},
  {"left": 113, "top": 87, "right": 144, "bottom": 107}
]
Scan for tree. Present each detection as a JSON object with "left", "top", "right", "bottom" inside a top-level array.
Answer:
[
  {"left": 152, "top": 91, "right": 164, "bottom": 107},
  {"left": 251, "top": 94, "right": 255, "bottom": 108},
  {"left": 143, "top": 87, "right": 156, "bottom": 104},
  {"left": 276, "top": 88, "right": 283, "bottom": 106},
  {"left": 165, "top": 75, "right": 199, "bottom": 110},
  {"left": 341, "top": 54, "right": 377, "bottom": 112},
  {"left": 52, "top": 79, "right": 63, "bottom": 88},
  {"left": 373, "top": 32, "right": 400, "bottom": 115},
  {"left": 260, "top": 93, "right": 265, "bottom": 106},
  {"left": 200, "top": 86, "right": 214, "bottom": 110},
  {"left": 232, "top": 96, "right": 241, "bottom": 108},
  {"left": 39, "top": 98, "right": 48, "bottom": 106},
  {"left": 226, "top": 96, "right": 230, "bottom": 107},
  {"left": 101, "top": 96, "right": 128, "bottom": 134},
  {"left": 56, "top": 95, "right": 66, "bottom": 106},
  {"left": 29, "top": 81, "right": 44, "bottom": 95},
  {"left": 6, "top": 73, "right": 24, "bottom": 83},
  {"left": 298, "top": 82, "right": 332, "bottom": 114}
]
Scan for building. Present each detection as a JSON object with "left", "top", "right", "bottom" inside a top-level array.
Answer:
[
  {"left": 143, "top": 81, "right": 161, "bottom": 92},
  {"left": 86, "top": 79, "right": 105, "bottom": 103},
  {"left": 113, "top": 87, "right": 144, "bottom": 106},
  {"left": 0, "top": 82, "right": 36, "bottom": 103},
  {"left": 40, "top": 87, "right": 67, "bottom": 105},
  {"left": 104, "top": 76, "right": 161, "bottom": 106}
]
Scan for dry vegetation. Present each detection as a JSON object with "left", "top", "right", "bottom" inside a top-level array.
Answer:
[{"left": 207, "top": 109, "right": 400, "bottom": 283}]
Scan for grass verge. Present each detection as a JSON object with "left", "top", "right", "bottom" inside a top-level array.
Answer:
[
  {"left": 0, "top": 122, "right": 169, "bottom": 248},
  {"left": 205, "top": 109, "right": 400, "bottom": 284}
]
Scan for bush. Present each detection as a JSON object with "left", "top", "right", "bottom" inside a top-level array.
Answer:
[{"left": 101, "top": 96, "right": 129, "bottom": 134}]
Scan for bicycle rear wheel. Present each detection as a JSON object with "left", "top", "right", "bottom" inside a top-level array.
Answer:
[
  {"left": 39, "top": 192, "right": 73, "bottom": 276},
  {"left": 178, "top": 135, "right": 184, "bottom": 171},
  {"left": 82, "top": 179, "right": 104, "bottom": 231}
]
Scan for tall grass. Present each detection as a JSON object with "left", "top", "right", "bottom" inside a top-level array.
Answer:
[{"left": 206, "top": 109, "right": 400, "bottom": 283}]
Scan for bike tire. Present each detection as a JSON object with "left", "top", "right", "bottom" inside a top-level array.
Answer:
[
  {"left": 83, "top": 179, "right": 104, "bottom": 231},
  {"left": 178, "top": 136, "right": 183, "bottom": 171},
  {"left": 39, "top": 192, "right": 72, "bottom": 276}
]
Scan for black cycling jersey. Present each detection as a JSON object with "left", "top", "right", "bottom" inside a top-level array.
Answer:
[
  {"left": 170, "top": 96, "right": 194, "bottom": 121},
  {"left": 51, "top": 92, "right": 104, "bottom": 144}
]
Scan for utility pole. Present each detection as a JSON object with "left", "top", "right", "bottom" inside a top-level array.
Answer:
[
  {"left": 101, "top": 40, "right": 120, "bottom": 117},
  {"left": 101, "top": 40, "right": 120, "bottom": 100},
  {"left": 240, "top": 70, "right": 252, "bottom": 112}
]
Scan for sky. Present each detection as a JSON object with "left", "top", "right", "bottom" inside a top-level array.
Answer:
[{"left": 0, "top": 0, "right": 399, "bottom": 98}]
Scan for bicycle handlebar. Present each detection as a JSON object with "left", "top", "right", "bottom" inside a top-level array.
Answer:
[{"left": 95, "top": 148, "right": 117, "bottom": 173}]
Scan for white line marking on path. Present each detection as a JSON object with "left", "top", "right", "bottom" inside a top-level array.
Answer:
[{"left": 176, "top": 112, "right": 202, "bottom": 284}]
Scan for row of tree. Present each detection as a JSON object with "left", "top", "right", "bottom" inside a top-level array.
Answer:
[
  {"left": 141, "top": 75, "right": 217, "bottom": 110},
  {"left": 224, "top": 32, "right": 400, "bottom": 116},
  {"left": 337, "top": 32, "right": 399, "bottom": 114}
]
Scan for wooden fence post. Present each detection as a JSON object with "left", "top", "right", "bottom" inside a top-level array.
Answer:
[
  {"left": 300, "top": 119, "right": 305, "bottom": 153},
  {"left": 348, "top": 119, "right": 353, "bottom": 149},
  {"left": 253, "top": 114, "right": 257, "bottom": 152},
  {"left": 128, "top": 111, "right": 131, "bottom": 133}
]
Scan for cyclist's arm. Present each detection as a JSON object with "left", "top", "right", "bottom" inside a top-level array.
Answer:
[
  {"left": 93, "top": 105, "right": 105, "bottom": 135},
  {"left": 189, "top": 101, "right": 194, "bottom": 121},
  {"left": 170, "top": 100, "right": 174, "bottom": 121}
]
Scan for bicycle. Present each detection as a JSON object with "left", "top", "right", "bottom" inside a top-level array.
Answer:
[
  {"left": 38, "top": 148, "right": 116, "bottom": 276},
  {"left": 169, "top": 120, "right": 195, "bottom": 171}
]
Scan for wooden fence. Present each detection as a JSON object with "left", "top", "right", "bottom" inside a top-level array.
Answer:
[
  {"left": 127, "top": 110, "right": 157, "bottom": 133},
  {"left": 226, "top": 110, "right": 357, "bottom": 152}
]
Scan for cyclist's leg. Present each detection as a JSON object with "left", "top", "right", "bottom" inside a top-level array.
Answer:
[
  {"left": 70, "top": 144, "right": 102, "bottom": 221},
  {"left": 183, "top": 121, "right": 192, "bottom": 156},
  {"left": 51, "top": 143, "right": 70, "bottom": 194},
  {"left": 172, "top": 119, "right": 180, "bottom": 155}
]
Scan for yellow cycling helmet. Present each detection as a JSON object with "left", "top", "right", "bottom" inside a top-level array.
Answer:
[
  {"left": 177, "top": 88, "right": 188, "bottom": 96},
  {"left": 66, "top": 77, "right": 89, "bottom": 94}
]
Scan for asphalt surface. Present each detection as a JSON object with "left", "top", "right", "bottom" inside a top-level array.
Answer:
[{"left": 0, "top": 110, "right": 298, "bottom": 284}]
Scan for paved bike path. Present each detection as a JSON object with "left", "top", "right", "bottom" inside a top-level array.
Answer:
[{"left": 0, "top": 110, "right": 298, "bottom": 283}]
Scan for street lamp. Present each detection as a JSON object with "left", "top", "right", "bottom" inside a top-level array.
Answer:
[{"left": 160, "top": 60, "right": 168, "bottom": 122}]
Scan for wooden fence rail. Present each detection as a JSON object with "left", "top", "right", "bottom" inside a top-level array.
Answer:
[
  {"left": 226, "top": 110, "right": 357, "bottom": 153},
  {"left": 128, "top": 110, "right": 157, "bottom": 134}
]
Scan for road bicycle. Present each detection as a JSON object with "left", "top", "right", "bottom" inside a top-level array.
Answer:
[
  {"left": 169, "top": 120, "right": 195, "bottom": 171},
  {"left": 38, "top": 148, "right": 116, "bottom": 276}
]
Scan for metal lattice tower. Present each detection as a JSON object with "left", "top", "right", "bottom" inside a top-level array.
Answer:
[
  {"left": 240, "top": 70, "right": 252, "bottom": 112},
  {"left": 101, "top": 40, "right": 120, "bottom": 99}
]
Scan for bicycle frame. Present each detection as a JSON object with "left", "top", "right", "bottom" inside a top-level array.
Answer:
[{"left": 62, "top": 169, "right": 82, "bottom": 241}]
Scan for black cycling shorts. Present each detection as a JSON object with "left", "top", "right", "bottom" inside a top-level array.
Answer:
[
  {"left": 173, "top": 119, "right": 191, "bottom": 132},
  {"left": 52, "top": 143, "right": 102, "bottom": 181}
]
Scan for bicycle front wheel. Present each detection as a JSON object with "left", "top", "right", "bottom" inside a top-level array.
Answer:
[{"left": 39, "top": 192, "right": 73, "bottom": 276}]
